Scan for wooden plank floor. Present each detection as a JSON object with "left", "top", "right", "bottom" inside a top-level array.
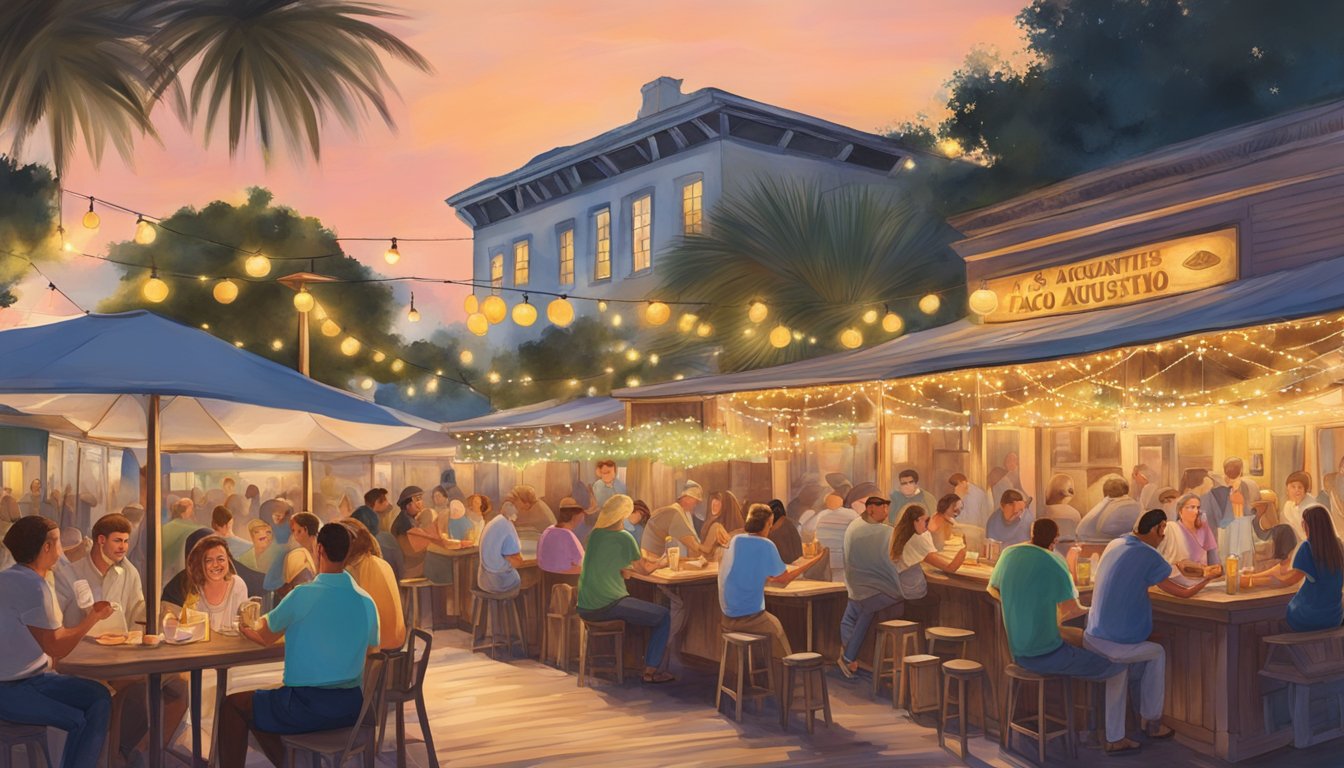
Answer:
[{"left": 36, "top": 628, "right": 1340, "bottom": 767}]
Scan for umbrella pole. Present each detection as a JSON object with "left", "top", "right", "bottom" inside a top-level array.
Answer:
[
  {"left": 297, "top": 305, "right": 315, "bottom": 513},
  {"left": 144, "top": 394, "right": 162, "bottom": 634}
]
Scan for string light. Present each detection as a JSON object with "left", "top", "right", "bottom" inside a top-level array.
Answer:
[
  {"left": 839, "top": 327, "right": 862, "bottom": 349},
  {"left": 320, "top": 318, "right": 341, "bottom": 337},
  {"left": 270, "top": 339, "right": 283, "bottom": 351},
  {"left": 862, "top": 308, "right": 879, "bottom": 325},
  {"left": 748, "top": 300, "right": 768, "bottom": 324},
  {"left": 82, "top": 198, "right": 99, "bottom": 230},
  {"left": 968, "top": 281, "right": 999, "bottom": 316},
  {"left": 918, "top": 293, "right": 941, "bottom": 315},
  {"left": 133, "top": 216, "right": 156, "bottom": 245},
  {"left": 372, "top": 350, "right": 387, "bottom": 363},
  {"left": 466, "top": 312, "right": 488, "bottom": 336},
  {"left": 384, "top": 237, "right": 400, "bottom": 265},
  {"left": 212, "top": 278, "right": 239, "bottom": 304},
  {"left": 481, "top": 295, "right": 507, "bottom": 324},
  {"left": 390, "top": 359, "right": 405, "bottom": 373},
  {"left": 769, "top": 325, "right": 791, "bottom": 348},
  {"left": 340, "top": 337, "right": 361, "bottom": 356},
  {"left": 293, "top": 287, "right": 314, "bottom": 313},
  {"left": 459, "top": 349, "right": 474, "bottom": 365},
  {"left": 244, "top": 253, "right": 271, "bottom": 278},
  {"left": 487, "top": 371, "right": 501, "bottom": 384},
  {"left": 644, "top": 300, "right": 671, "bottom": 326},
  {"left": 547, "top": 296, "right": 575, "bottom": 327},
  {"left": 679, "top": 313, "right": 699, "bottom": 333},
  {"left": 142, "top": 268, "right": 168, "bottom": 303},
  {"left": 359, "top": 377, "right": 374, "bottom": 390},
  {"left": 695, "top": 321, "right": 713, "bottom": 338},
  {"left": 464, "top": 294, "right": 479, "bottom": 314},
  {"left": 512, "top": 295, "right": 537, "bottom": 327},
  {"left": 611, "top": 313, "right": 623, "bottom": 328},
  {"left": 407, "top": 291, "right": 420, "bottom": 323},
  {"left": 882, "top": 309, "right": 903, "bottom": 334},
  {"left": 597, "top": 300, "right": 608, "bottom": 312}
]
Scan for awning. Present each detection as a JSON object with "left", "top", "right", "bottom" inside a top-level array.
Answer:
[
  {"left": 616, "top": 255, "right": 1344, "bottom": 399},
  {"left": 444, "top": 396, "right": 625, "bottom": 433}
]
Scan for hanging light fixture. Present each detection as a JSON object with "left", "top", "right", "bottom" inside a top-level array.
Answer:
[
  {"left": 244, "top": 253, "right": 271, "bottom": 278},
  {"left": 82, "top": 197, "right": 100, "bottom": 230},
  {"left": 293, "top": 286, "right": 315, "bottom": 313},
  {"left": 212, "top": 278, "right": 238, "bottom": 304},
  {"left": 372, "top": 350, "right": 387, "bottom": 363},
  {"left": 918, "top": 293, "right": 941, "bottom": 315},
  {"left": 678, "top": 313, "right": 698, "bottom": 334},
  {"left": 512, "top": 295, "right": 538, "bottom": 327},
  {"left": 459, "top": 349, "right": 474, "bottom": 365},
  {"left": 695, "top": 321, "right": 713, "bottom": 338},
  {"left": 320, "top": 318, "right": 341, "bottom": 337},
  {"left": 481, "top": 295, "right": 507, "bottom": 324},
  {"left": 407, "top": 291, "right": 420, "bottom": 323},
  {"left": 610, "top": 312, "right": 623, "bottom": 328},
  {"left": 747, "top": 300, "right": 768, "bottom": 324},
  {"left": 644, "top": 300, "right": 671, "bottom": 326},
  {"left": 862, "top": 308, "right": 879, "bottom": 325},
  {"left": 839, "top": 327, "right": 863, "bottom": 349},
  {"left": 134, "top": 216, "right": 156, "bottom": 245},
  {"left": 968, "top": 281, "right": 1000, "bottom": 317},
  {"left": 384, "top": 237, "right": 400, "bottom": 265},
  {"left": 547, "top": 296, "right": 574, "bottom": 327},
  {"left": 464, "top": 293, "right": 479, "bottom": 314},
  {"left": 340, "top": 337, "right": 361, "bottom": 356},
  {"left": 597, "top": 300, "right": 608, "bottom": 312},
  {"left": 390, "top": 359, "right": 405, "bottom": 373},
  {"left": 466, "top": 312, "right": 489, "bottom": 336},
  {"left": 769, "top": 325, "right": 791, "bottom": 348},
  {"left": 359, "top": 377, "right": 374, "bottom": 391},
  {"left": 882, "top": 308, "right": 904, "bottom": 334},
  {"left": 142, "top": 268, "right": 169, "bottom": 303}
]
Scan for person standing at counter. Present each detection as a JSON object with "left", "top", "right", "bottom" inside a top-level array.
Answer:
[
  {"left": 577, "top": 494, "right": 674, "bottom": 683},
  {"left": 719, "top": 504, "right": 825, "bottom": 671},
  {"left": 836, "top": 495, "right": 903, "bottom": 678},
  {"left": 578, "top": 459, "right": 625, "bottom": 544},
  {"left": 1280, "top": 471, "right": 1315, "bottom": 539},
  {"left": 697, "top": 490, "right": 745, "bottom": 562},
  {"left": 1086, "top": 510, "right": 1215, "bottom": 743},
  {"left": 767, "top": 499, "right": 803, "bottom": 564},
  {"left": 986, "top": 489, "right": 1033, "bottom": 545},
  {"left": 988, "top": 518, "right": 1138, "bottom": 754},
  {"left": 950, "top": 473, "right": 992, "bottom": 529},
  {"left": 1243, "top": 505, "right": 1344, "bottom": 632}
]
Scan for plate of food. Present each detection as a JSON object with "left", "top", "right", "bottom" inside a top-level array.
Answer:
[
  {"left": 95, "top": 632, "right": 127, "bottom": 646},
  {"left": 681, "top": 557, "right": 709, "bottom": 570}
]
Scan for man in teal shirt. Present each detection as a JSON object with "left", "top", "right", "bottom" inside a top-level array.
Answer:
[
  {"left": 989, "top": 518, "right": 1138, "bottom": 754},
  {"left": 221, "top": 523, "right": 379, "bottom": 767}
]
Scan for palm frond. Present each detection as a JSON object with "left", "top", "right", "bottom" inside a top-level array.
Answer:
[
  {"left": 654, "top": 179, "right": 964, "bottom": 372},
  {"left": 151, "top": 0, "right": 433, "bottom": 163}
]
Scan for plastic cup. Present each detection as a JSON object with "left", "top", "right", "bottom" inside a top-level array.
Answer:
[
  {"left": 667, "top": 548, "right": 680, "bottom": 571},
  {"left": 74, "top": 579, "right": 94, "bottom": 610}
]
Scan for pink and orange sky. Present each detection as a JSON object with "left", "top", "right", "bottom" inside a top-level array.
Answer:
[{"left": 33, "top": 0, "right": 1026, "bottom": 334}]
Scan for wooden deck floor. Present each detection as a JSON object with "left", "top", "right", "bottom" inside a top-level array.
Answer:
[{"left": 76, "top": 629, "right": 1344, "bottom": 767}]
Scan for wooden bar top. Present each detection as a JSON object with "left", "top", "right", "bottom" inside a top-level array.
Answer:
[
  {"left": 625, "top": 562, "right": 846, "bottom": 598},
  {"left": 59, "top": 633, "right": 284, "bottom": 678}
]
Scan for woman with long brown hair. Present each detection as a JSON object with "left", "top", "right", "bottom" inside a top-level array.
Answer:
[
  {"left": 1243, "top": 505, "right": 1344, "bottom": 631},
  {"left": 890, "top": 504, "right": 966, "bottom": 600},
  {"left": 173, "top": 535, "right": 249, "bottom": 632},
  {"left": 697, "top": 490, "right": 745, "bottom": 561}
]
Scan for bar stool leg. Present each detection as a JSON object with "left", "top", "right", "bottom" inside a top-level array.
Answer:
[
  {"left": 1036, "top": 679, "right": 1047, "bottom": 764},
  {"left": 1064, "top": 678, "right": 1077, "bottom": 758},
  {"left": 938, "top": 673, "right": 951, "bottom": 748},
  {"left": 803, "top": 670, "right": 815, "bottom": 735},
  {"left": 734, "top": 645, "right": 747, "bottom": 722},
  {"left": 871, "top": 633, "right": 886, "bottom": 697},
  {"left": 715, "top": 636, "right": 728, "bottom": 711},
  {"left": 820, "top": 668, "right": 833, "bottom": 726},
  {"left": 615, "top": 631, "right": 624, "bottom": 685},
  {"left": 958, "top": 676, "right": 969, "bottom": 756},
  {"left": 578, "top": 622, "right": 589, "bottom": 688},
  {"left": 778, "top": 665, "right": 791, "bottom": 730},
  {"left": 1001, "top": 677, "right": 1014, "bottom": 750}
]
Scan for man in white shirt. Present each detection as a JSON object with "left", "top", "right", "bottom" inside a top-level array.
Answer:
[
  {"left": 813, "top": 494, "right": 859, "bottom": 580},
  {"left": 950, "top": 473, "right": 992, "bottom": 529},
  {"left": 0, "top": 515, "right": 112, "bottom": 768}
]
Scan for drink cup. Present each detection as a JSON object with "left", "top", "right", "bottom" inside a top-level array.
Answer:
[
  {"left": 74, "top": 579, "right": 94, "bottom": 610},
  {"left": 667, "top": 548, "right": 680, "bottom": 570}
]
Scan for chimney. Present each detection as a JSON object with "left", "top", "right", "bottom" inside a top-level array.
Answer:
[{"left": 638, "top": 77, "right": 684, "bottom": 119}]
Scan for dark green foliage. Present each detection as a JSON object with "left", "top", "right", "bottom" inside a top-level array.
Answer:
[{"left": 0, "top": 156, "right": 61, "bottom": 306}]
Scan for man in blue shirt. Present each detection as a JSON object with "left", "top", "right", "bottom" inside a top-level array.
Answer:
[
  {"left": 221, "top": 523, "right": 379, "bottom": 767},
  {"left": 1086, "top": 509, "right": 1213, "bottom": 741},
  {"left": 989, "top": 518, "right": 1136, "bottom": 754},
  {"left": 719, "top": 504, "right": 825, "bottom": 669}
]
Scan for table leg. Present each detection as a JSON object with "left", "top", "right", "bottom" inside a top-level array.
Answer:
[
  {"left": 806, "top": 600, "right": 815, "bottom": 653},
  {"left": 207, "top": 669, "right": 228, "bottom": 768},
  {"left": 190, "top": 669, "right": 203, "bottom": 767},
  {"left": 148, "top": 671, "right": 163, "bottom": 768}
]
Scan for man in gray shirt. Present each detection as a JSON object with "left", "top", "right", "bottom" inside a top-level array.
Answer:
[{"left": 837, "top": 495, "right": 904, "bottom": 678}]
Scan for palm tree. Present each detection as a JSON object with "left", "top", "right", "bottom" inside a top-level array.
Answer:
[
  {"left": 0, "top": 0, "right": 431, "bottom": 176},
  {"left": 654, "top": 179, "right": 964, "bottom": 373}
]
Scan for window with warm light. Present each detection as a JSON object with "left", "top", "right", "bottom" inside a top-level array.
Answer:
[
  {"left": 682, "top": 179, "right": 703, "bottom": 234},
  {"left": 490, "top": 253, "right": 504, "bottom": 294},
  {"left": 631, "top": 193, "right": 652, "bottom": 272},
  {"left": 513, "top": 240, "right": 530, "bottom": 286},
  {"left": 558, "top": 227, "right": 575, "bottom": 286},
  {"left": 594, "top": 207, "right": 611, "bottom": 281}
]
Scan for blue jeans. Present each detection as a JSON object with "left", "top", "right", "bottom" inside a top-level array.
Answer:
[
  {"left": 0, "top": 672, "right": 111, "bottom": 768},
  {"left": 579, "top": 597, "right": 670, "bottom": 669},
  {"left": 840, "top": 592, "right": 902, "bottom": 663},
  {"left": 1017, "top": 642, "right": 1129, "bottom": 742}
]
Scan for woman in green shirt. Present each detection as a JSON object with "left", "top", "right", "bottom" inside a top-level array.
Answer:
[{"left": 578, "top": 494, "right": 675, "bottom": 683}]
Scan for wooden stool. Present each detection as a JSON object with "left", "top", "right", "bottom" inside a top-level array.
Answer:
[
  {"left": 470, "top": 587, "right": 526, "bottom": 659},
  {"left": 545, "top": 584, "right": 579, "bottom": 671},
  {"left": 873, "top": 619, "right": 921, "bottom": 704},
  {"left": 578, "top": 619, "right": 626, "bottom": 687},
  {"left": 925, "top": 626, "right": 975, "bottom": 660},
  {"left": 939, "top": 659, "right": 989, "bottom": 756},
  {"left": 779, "top": 652, "right": 833, "bottom": 733},
  {"left": 900, "top": 654, "right": 943, "bottom": 715},
  {"left": 399, "top": 577, "right": 433, "bottom": 632},
  {"left": 1003, "top": 664, "right": 1076, "bottom": 764},
  {"left": 0, "top": 721, "right": 51, "bottom": 768},
  {"left": 716, "top": 632, "right": 774, "bottom": 722}
]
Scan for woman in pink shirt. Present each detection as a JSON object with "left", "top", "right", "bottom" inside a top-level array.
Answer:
[
  {"left": 537, "top": 498, "right": 586, "bottom": 576},
  {"left": 1160, "top": 493, "right": 1219, "bottom": 567}
]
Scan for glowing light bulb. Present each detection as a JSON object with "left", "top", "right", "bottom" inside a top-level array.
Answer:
[
  {"left": 407, "top": 292, "right": 420, "bottom": 323},
  {"left": 918, "top": 294, "right": 941, "bottom": 315},
  {"left": 748, "top": 301, "right": 768, "bottom": 324},
  {"left": 840, "top": 327, "right": 863, "bottom": 349},
  {"left": 862, "top": 308, "right": 879, "bottom": 325},
  {"left": 384, "top": 237, "right": 400, "bottom": 265},
  {"left": 644, "top": 301, "right": 670, "bottom": 326},
  {"left": 678, "top": 313, "right": 699, "bottom": 333},
  {"left": 625, "top": 348, "right": 641, "bottom": 362},
  {"left": 373, "top": 350, "right": 387, "bottom": 363},
  {"left": 391, "top": 359, "right": 405, "bottom": 373},
  {"left": 649, "top": 353, "right": 660, "bottom": 366},
  {"left": 625, "top": 376, "right": 641, "bottom": 388},
  {"left": 695, "top": 322, "right": 713, "bottom": 338},
  {"left": 487, "top": 371, "right": 501, "bottom": 384},
  {"left": 212, "top": 279, "right": 238, "bottom": 304},
  {"left": 293, "top": 288, "right": 314, "bottom": 313},
  {"left": 320, "top": 319, "right": 341, "bottom": 337},
  {"left": 481, "top": 295, "right": 507, "bottom": 324},
  {"left": 968, "top": 283, "right": 999, "bottom": 316},
  {"left": 769, "top": 325, "right": 791, "bottom": 348},
  {"left": 340, "top": 337, "right": 361, "bottom": 356},
  {"left": 244, "top": 253, "right": 271, "bottom": 277},
  {"left": 597, "top": 300, "right": 608, "bottom": 312},
  {"left": 82, "top": 198, "right": 99, "bottom": 230},
  {"left": 142, "top": 271, "right": 169, "bottom": 303},
  {"left": 467, "top": 312, "right": 489, "bottom": 336},
  {"left": 459, "top": 349, "right": 474, "bottom": 365},
  {"left": 882, "top": 312, "right": 904, "bottom": 334},
  {"left": 512, "top": 298, "right": 537, "bottom": 327},
  {"left": 270, "top": 339, "right": 283, "bottom": 351},
  {"left": 359, "top": 377, "right": 374, "bottom": 391},
  {"left": 464, "top": 294, "right": 479, "bottom": 314},
  {"left": 547, "top": 296, "right": 574, "bottom": 326},
  {"left": 134, "top": 216, "right": 156, "bottom": 245}
]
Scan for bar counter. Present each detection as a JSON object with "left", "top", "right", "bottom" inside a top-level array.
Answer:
[{"left": 923, "top": 563, "right": 1296, "bottom": 761}]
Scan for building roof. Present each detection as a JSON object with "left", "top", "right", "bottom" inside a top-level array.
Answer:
[
  {"left": 444, "top": 396, "right": 624, "bottom": 433},
  {"left": 613, "top": 252, "right": 1344, "bottom": 399},
  {"left": 445, "top": 81, "right": 924, "bottom": 230}
]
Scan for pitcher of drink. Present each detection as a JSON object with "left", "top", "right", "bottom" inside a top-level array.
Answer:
[{"left": 238, "top": 597, "right": 263, "bottom": 630}]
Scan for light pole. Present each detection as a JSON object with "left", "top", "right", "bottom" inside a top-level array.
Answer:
[{"left": 278, "top": 271, "right": 338, "bottom": 513}]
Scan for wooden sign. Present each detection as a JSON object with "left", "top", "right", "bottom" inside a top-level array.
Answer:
[{"left": 985, "top": 228, "right": 1238, "bottom": 322}]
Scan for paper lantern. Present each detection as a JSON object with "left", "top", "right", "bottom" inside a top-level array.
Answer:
[
  {"left": 466, "top": 312, "right": 488, "bottom": 336},
  {"left": 142, "top": 274, "right": 169, "bottom": 303},
  {"left": 862, "top": 308, "right": 879, "bottom": 325},
  {"left": 769, "top": 325, "right": 791, "bottom": 348},
  {"left": 644, "top": 301, "right": 671, "bottom": 326},
  {"left": 882, "top": 312, "right": 904, "bottom": 334},
  {"left": 464, "top": 294, "right": 479, "bottom": 314},
  {"left": 292, "top": 289, "right": 314, "bottom": 313},
  {"left": 918, "top": 294, "right": 941, "bottom": 315},
  {"left": 968, "top": 285, "right": 999, "bottom": 316},
  {"left": 340, "top": 337, "right": 361, "bottom": 356},
  {"left": 212, "top": 279, "right": 238, "bottom": 304},
  {"left": 481, "top": 295, "right": 507, "bottom": 324},
  {"left": 748, "top": 301, "right": 768, "bottom": 324},
  {"left": 244, "top": 254, "right": 271, "bottom": 277},
  {"left": 839, "top": 327, "right": 863, "bottom": 349},
  {"left": 512, "top": 300, "right": 537, "bottom": 327},
  {"left": 547, "top": 297, "right": 574, "bottom": 326}
]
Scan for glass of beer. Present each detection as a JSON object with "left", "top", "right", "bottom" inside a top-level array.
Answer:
[{"left": 666, "top": 547, "right": 680, "bottom": 571}]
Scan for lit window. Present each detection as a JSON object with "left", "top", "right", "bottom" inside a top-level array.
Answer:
[
  {"left": 632, "top": 194, "right": 651, "bottom": 272},
  {"left": 513, "top": 240, "right": 529, "bottom": 286},
  {"left": 594, "top": 208, "right": 611, "bottom": 281},
  {"left": 682, "top": 179, "right": 703, "bottom": 234},
  {"left": 558, "top": 228, "right": 574, "bottom": 286},
  {"left": 490, "top": 254, "right": 503, "bottom": 294}
]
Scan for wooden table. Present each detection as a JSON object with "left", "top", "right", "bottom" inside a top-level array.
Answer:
[
  {"left": 425, "top": 544, "right": 479, "bottom": 630},
  {"left": 60, "top": 634, "right": 284, "bottom": 768}
]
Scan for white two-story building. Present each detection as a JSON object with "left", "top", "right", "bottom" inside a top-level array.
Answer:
[{"left": 446, "top": 77, "right": 921, "bottom": 339}]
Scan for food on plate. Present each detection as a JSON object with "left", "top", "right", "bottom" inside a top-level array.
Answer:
[{"left": 95, "top": 633, "right": 127, "bottom": 646}]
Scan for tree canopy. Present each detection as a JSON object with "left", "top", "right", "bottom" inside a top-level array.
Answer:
[{"left": 0, "top": 157, "right": 61, "bottom": 307}]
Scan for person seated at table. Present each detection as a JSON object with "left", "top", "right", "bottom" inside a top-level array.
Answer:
[
  {"left": 1155, "top": 486, "right": 1180, "bottom": 520},
  {"left": 814, "top": 493, "right": 859, "bottom": 581},
  {"left": 641, "top": 487, "right": 701, "bottom": 559},
  {"left": 266, "top": 511, "right": 318, "bottom": 603},
  {"left": 165, "top": 535, "right": 251, "bottom": 633},
  {"left": 892, "top": 503, "right": 967, "bottom": 601},
  {"left": 445, "top": 498, "right": 474, "bottom": 541},
  {"left": 1242, "top": 505, "right": 1344, "bottom": 632},
  {"left": 222, "top": 523, "right": 379, "bottom": 768},
  {"left": 1280, "top": 471, "right": 1315, "bottom": 539},
  {"left": 351, "top": 487, "right": 385, "bottom": 538},
  {"left": 0, "top": 516, "right": 113, "bottom": 768},
  {"left": 892, "top": 469, "right": 938, "bottom": 523},
  {"left": 465, "top": 493, "right": 489, "bottom": 539},
  {"left": 577, "top": 494, "right": 675, "bottom": 683},
  {"left": 986, "top": 489, "right": 1034, "bottom": 545},
  {"left": 339, "top": 518, "right": 405, "bottom": 651},
  {"left": 1159, "top": 492, "right": 1219, "bottom": 569},
  {"left": 926, "top": 493, "right": 963, "bottom": 551},
  {"left": 478, "top": 490, "right": 539, "bottom": 595},
  {"left": 624, "top": 499, "right": 650, "bottom": 544},
  {"left": 1075, "top": 477, "right": 1143, "bottom": 543},
  {"left": 989, "top": 518, "right": 1138, "bottom": 754},
  {"left": 212, "top": 504, "right": 253, "bottom": 561},
  {"left": 697, "top": 490, "right": 745, "bottom": 562},
  {"left": 1249, "top": 500, "right": 1298, "bottom": 571},
  {"left": 1041, "top": 474, "right": 1082, "bottom": 539},
  {"left": 718, "top": 504, "right": 826, "bottom": 674},
  {"left": 502, "top": 484, "right": 556, "bottom": 534},
  {"left": 391, "top": 487, "right": 430, "bottom": 578},
  {"left": 537, "top": 498, "right": 586, "bottom": 578},
  {"left": 1086, "top": 510, "right": 1214, "bottom": 744},
  {"left": 160, "top": 527, "right": 214, "bottom": 607},
  {"left": 836, "top": 495, "right": 904, "bottom": 678},
  {"left": 767, "top": 498, "right": 804, "bottom": 564}
]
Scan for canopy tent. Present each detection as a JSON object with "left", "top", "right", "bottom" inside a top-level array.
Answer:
[
  {"left": 0, "top": 311, "right": 446, "bottom": 632},
  {"left": 444, "top": 396, "right": 625, "bottom": 433},
  {"left": 616, "top": 254, "right": 1344, "bottom": 399}
]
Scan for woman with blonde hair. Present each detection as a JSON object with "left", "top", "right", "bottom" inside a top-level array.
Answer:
[{"left": 697, "top": 490, "right": 745, "bottom": 561}]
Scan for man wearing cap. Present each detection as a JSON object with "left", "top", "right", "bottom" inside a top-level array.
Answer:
[
  {"left": 836, "top": 495, "right": 905, "bottom": 678},
  {"left": 392, "top": 486, "right": 428, "bottom": 579},
  {"left": 538, "top": 498, "right": 586, "bottom": 577},
  {"left": 641, "top": 482, "right": 702, "bottom": 559},
  {"left": 578, "top": 494, "right": 674, "bottom": 683}
]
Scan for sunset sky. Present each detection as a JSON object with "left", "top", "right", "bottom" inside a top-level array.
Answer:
[{"left": 32, "top": 0, "right": 1026, "bottom": 335}]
